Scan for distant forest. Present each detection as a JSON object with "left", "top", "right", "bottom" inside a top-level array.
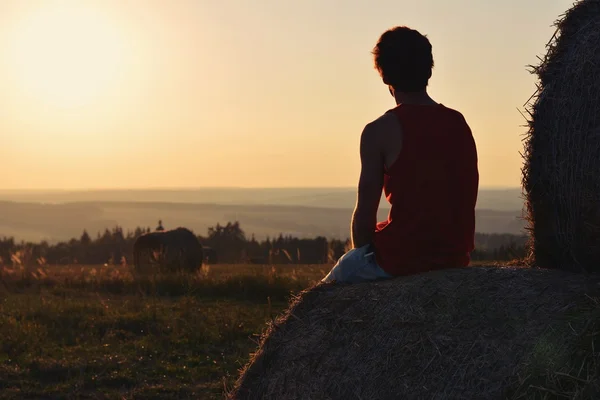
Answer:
[{"left": 0, "top": 221, "right": 527, "bottom": 267}]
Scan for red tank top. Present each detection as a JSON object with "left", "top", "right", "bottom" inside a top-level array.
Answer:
[{"left": 373, "top": 104, "right": 479, "bottom": 276}]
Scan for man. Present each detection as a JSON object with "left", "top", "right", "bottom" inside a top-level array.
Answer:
[{"left": 323, "top": 26, "right": 479, "bottom": 284}]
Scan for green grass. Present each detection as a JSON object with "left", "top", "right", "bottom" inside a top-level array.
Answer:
[{"left": 0, "top": 264, "right": 328, "bottom": 399}]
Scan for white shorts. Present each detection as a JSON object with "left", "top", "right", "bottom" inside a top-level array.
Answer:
[{"left": 322, "top": 244, "right": 392, "bottom": 284}]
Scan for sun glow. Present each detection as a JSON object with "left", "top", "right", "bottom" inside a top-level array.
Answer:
[{"left": 6, "top": 4, "right": 128, "bottom": 108}]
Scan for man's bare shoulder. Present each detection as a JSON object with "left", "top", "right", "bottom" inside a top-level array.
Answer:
[
  {"left": 362, "top": 111, "right": 401, "bottom": 139},
  {"left": 365, "top": 111, "right": 399, "bottom": 130}
]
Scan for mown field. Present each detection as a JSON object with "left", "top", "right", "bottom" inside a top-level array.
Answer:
[{"left": 0, "top": 263, "right": 330, "bottom": 399}]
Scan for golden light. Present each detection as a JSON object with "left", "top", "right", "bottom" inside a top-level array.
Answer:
[{"left": 7, "top": 3, "right": 128, "bottom": 108}]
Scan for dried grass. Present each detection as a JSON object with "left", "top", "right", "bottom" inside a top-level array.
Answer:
[
  {"left": 522, "top": 0, "right": 600, "bottom": 272},
  {"left": 228, "top": 266, "right": 600, "bottom": 399}
]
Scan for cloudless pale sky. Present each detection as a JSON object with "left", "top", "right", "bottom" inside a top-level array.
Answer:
[{"left": 0, "top": 0, "right": 574, "bottom": 190}]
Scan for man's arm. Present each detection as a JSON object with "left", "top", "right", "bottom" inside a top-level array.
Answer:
[{"left": 351, "top": 121, "right": 385, "bottom": 248}]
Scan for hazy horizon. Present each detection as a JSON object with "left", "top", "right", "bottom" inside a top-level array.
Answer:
[
  {"left": 1, "top": 0, "right": 574, "bottom": 190},
  {"left": 0, "top": 184, "right": 521, "bottom": 191},
  {"left": 0, "top": 186, "right": 525, "bottom": 211}
]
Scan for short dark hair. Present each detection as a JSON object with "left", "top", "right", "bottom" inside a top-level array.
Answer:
[{"left": 372, "top": 26, "right": 434, "bottom": 93}]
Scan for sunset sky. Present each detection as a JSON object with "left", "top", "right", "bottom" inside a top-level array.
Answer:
[{"left": 0, "top": 0, "right": 573, "bottom": 190}]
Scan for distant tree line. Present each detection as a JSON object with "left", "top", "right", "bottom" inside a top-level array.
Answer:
[{"left": 0, "top": 221, "right": 527, "bottom": 267}]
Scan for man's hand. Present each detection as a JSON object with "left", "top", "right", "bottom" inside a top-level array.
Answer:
[{"left": 350, "top": 118, "right": 387, "bottom": 248}]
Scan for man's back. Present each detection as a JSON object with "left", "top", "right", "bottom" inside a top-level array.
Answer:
[
  {"left": 373, "top": 103, "right": 479, "bottom": 276},
  {"left": 322, "top": 26, "right": 479, "bottom": 284}
]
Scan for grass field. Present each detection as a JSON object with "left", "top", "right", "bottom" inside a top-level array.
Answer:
[{"left": 0, "top": 263, "right": 329, "bottom": 399}]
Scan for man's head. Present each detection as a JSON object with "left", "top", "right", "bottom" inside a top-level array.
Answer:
[{"left": 372, "top": 26, "right": 434, "bottom": 94}]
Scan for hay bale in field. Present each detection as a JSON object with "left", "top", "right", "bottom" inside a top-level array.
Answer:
[
  {"left": 132, "top": 227, "right": 203, "bottom": 274},
  {"left": 228, "top": 267, "right": 600, "bottom": 400},
  {"left": 522, "top": 0, "right": 600, "bottom": 272}
]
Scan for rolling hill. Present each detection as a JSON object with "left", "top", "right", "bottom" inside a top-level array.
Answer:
[{"left": 0, "top": 188, "right": 526, "bottom": 243}]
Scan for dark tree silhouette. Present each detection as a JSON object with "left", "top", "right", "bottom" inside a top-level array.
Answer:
[{"left": 0, "top": 222, "right": 527, "bottom": 267}]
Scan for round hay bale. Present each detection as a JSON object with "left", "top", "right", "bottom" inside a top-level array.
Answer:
[
  {"left": 228, "top": 267, "right": 600, "bottom": 399},
  {"left": 522, "top": 0, "right": 600, "bottom": 272}
]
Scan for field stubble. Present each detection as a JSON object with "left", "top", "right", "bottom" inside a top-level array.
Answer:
[{"left": 0, "top": 263, "right": 328, "bottom": 399}]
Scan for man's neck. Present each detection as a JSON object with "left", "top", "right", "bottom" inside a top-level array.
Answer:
[{"left": 393, "top": 90, "right": 437, "bottom": 106}]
